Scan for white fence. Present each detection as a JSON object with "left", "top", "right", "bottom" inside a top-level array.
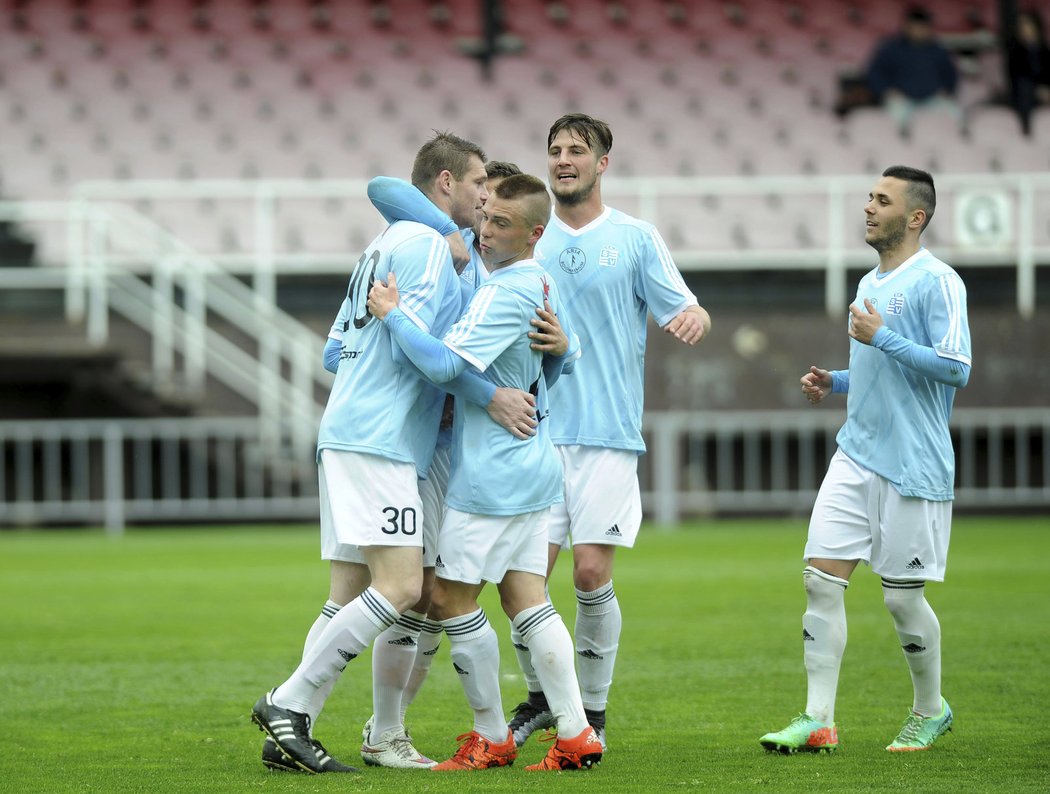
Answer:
[
  {"left": 1, "top": 409, "right": 1046, "bottom": 532},
  {"left": 1, "top": 175, "right": 1047, "bottom": 530},
  {"left": 642, "top": 407, "right": 1050, "bottom": 524}
]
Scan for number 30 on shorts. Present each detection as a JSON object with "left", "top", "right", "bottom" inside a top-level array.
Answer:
[{"left": 381, "top": 506, "right": 418, "bottom": 536}]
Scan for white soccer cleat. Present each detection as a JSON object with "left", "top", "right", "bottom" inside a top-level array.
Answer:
[{"left": 361, "top": 726, "right": 437, "bottom": 769}]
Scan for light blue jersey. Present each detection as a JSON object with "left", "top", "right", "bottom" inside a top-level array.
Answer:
[
  {"left": 317, "top": 221, "right": 461, "bottom": 468},
  {"left": 443, "top": 260, "right": 575, "bottom": 515},
  {"left": 534, "top": 206, "right": 697, "bottom": 453},
  {"left": 837, "top": 249, "right": 971, "bottom": 500}
]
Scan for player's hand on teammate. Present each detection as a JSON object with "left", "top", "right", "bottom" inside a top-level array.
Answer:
[
  {"left": 800, "top": 365, "right": 833, "bottom": 404},
  {"left": 445, "top": 231, "right": 470, "bottom": 270},
  {"left": 367, "top": 272, "right": 400, "bottom": 320},
  {"left": 847, "top": 299, "right": 883, "bottom": 345},
  {"left": 487, "top": 387, "right": 538, "bottom": 440},
  {"left": 528, "top": 300, "right": 569, "bottom": 355},
  {"left": 663, "top": 305, "right": 710, "bottom": 346}
]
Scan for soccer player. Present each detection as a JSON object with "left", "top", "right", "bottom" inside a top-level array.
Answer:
[
  {"left": 367, "top": 174, "right": 602, "bottom": 772},
  {"left": 760, "top": 165, "right": 970, "bottom": 754},
  {"left": 250, "top": 131, "right": 494, "bottom": 774},
  {"left": 358, "top": 160, "right": 570, "bottom": 768},
  {"left": 507, "top": 113, "right": 711, "bottom": 750}
]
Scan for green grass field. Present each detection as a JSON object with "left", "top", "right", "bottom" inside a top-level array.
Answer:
[{"left": 2, "top": 517, "right": 1049, "bottom": 792}]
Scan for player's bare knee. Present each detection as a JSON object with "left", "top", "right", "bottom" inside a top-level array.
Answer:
[
  {"left": 572, "top": 546, "right": 614, "bottom": 592},
  {"left": 427, "top": 580, "right": 474, "bottom": 621},
  {"left": 372, "top": 572, "right": 423, "bottom": 614}
]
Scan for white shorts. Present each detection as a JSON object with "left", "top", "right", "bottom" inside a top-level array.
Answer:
[
  {"left": 418, "top": 444, "right": 451, "bottom": 568},
  {"left": 548, "top": 446, "right": 642, "bottom": 550},
  {"left": 435, "top": 507, "right": 550, "bottom": 585},
  {"left": 805, "top": 449, "right": 952, "bottom": 582},
  {"left": 319, "top": 449, "right": 424, "bottom": 563}
]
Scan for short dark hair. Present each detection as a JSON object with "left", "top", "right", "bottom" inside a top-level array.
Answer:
[
  {"left": 882, "top": 164, "right": 936, "bottom": 231},
  {"left": 547, "top": 113, "right": 614, "bottom": 156},
  {"left": 485, "top": 160, "right": 522, "bottom": 180},
  {"left": 411, "top": 131, "right": 486, "bottom": 190},
  {"left": 492, "top": 173, "right": 551, "bottom": 228}
]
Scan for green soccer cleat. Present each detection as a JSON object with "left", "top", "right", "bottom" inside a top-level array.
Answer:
[
  {"left": 886, "top": 698, "right": 953, "bottom": 752},
  {"left": 760, "top": 713, "right": 839, "bottom": 754}
]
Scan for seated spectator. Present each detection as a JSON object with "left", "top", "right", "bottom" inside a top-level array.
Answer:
[
  {"left": 867, "top": 6, "right": 962, "bottom": 134},
  {"left": 1006, "top": 9, "right": 1050, "bottom": 136}
]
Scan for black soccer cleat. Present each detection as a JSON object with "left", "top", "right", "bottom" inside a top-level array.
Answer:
[
  {"left": 261, "top": 735, "right": 360, "bottom": 773},
  {"left": 508, "top": 694, "right": 556, "bottom": 747},
  {"left": 251, "top": 691, "right": 324, "bottom": 774}
]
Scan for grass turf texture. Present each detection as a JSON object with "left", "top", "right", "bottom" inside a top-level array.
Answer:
[{"left": 2, "top": 518, "right": 1048, "bottom": 792}]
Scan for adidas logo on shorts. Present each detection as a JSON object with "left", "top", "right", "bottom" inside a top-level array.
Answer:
[
  {"left": 605, "top": 524, "right": 622, "bottom": 537},
  {"left": 905, "top": 557, "right": 925, "bottom": 570},
  {"left": 435, "top": 555, "right": 445, "bottom": 568}
]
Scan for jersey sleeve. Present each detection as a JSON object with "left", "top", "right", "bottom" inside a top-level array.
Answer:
[
  {"left": 368, "top": 176, "right": 458, "bottom": 236},
  {"left": 392, "top": 231, "right": 455, "bottom": 332},
  {"left": 328, "top": 298, "right": 349, "bottom": 342},
  {"left": 633, "top": 225, "right": 698, "bottom": 327},
  {"left": 443, "top": 284, "right": 521, "bottom": 372},
  {"left": 385, "top": 308, "right": 466, "bottom": 383},
  {"left": 927, "top": 271, "right": 971, "bottom": 366}
]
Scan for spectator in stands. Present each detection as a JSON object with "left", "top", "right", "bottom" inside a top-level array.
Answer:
[
  {"left": 866, "top": 7, "right": 961, "bottom": 134},
  {"left": 1006, "top": 9, "right": 1050, "bottom": 136}
]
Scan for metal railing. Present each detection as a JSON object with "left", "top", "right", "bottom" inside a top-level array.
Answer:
[
  {"left": 0, "top": 417, "right": 318, "bottom": 532},
  {"left": 641, "top": 407, "right": 1050, "bottom": 524},
  {"left": 61, "top": 172, "right": 1050, "bottom": 318},
  {"left": 1, "top": 409, "right": 1046, "bottom": 532}
]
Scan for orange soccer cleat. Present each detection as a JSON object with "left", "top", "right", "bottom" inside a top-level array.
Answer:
[
  {"left": 525, "top": 726, "right": 603, "bottom": 771},
  {"left": 431, "top": 730, "right": 517, "bottom": 771}
]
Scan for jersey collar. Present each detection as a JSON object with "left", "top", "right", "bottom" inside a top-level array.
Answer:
[
  {"left": 872, "top": 247, "right": 928, "bottom": 286},
  {"left": 550, "top": 206, "right": 611, "bottom": 236}
]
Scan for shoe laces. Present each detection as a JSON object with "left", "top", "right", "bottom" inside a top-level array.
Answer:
[
  {"left": 449, "top": 732, "right": 481, "bottom": 762},
  {"left": 789, "top": 713, "right": 815, "bottom": 728},
  {"left": 896, "top": 714, "right": 924, "bottom": 743},
  {"left": 388, "top": 733, "right": 420, "bottom": 760},
  {"left": 535, "top": 729, "right": 559, "bottom": 746}
]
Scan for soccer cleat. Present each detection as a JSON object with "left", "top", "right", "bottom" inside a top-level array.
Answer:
[
  {"left": 759, "top": 714, "right": 839, "bottom": 754},
  {"left": 362, "top": 714, "right": 415, "bottom": 743},
  {"left": 592, "top": 725, "right": 607, "bottom": 752},
  {"left": 886, "top": 698, "right": 953, "bottom": 751},
  {"left": 525, "top": 726, "right": 603, "bottom": 770},
  {"left": 431, "top": 730, "right": 517, "bottom": 770},
  {"left": 251, "top": 691, "right": 324, "bottom": 773},
  {"left": 585, "top": 707, "right": 607, "bottom": 752},
  {"left": 508, "top": 698, "right": 556, "bottom": 747},
  {"left": 261, "top": 736, "right": 359, "bottom": 773},
  {"left": 361, "top": 726, "right": 437, "bottom": 769}
]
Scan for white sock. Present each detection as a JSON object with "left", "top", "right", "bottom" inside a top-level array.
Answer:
[
  {"left": 402, "top": 618, "right": 443, "bottom": 720},
  {"left": 513, "top": 603, "right": 588, "bottom": 738},
  {"left": 370, "top": 609, "right": 426, "bottom": 740},
  {"left": 272, "top": 587, "right": 398, "bottom": 713},
  {"left": 882, "top": 579, "right": 942, "bottom": 716},
  {"left": 802, "top": 566, "right": 848, "bottom": 726},
  {"left": 305, "top": 600, "right": 341, "bottom": 730},
  {"left": 510, "top": 622, "right": 543, "bottom": 692},
  {"left": 441, "top": 609, "right": 506, "bottom": 743},
  {"left": 574, "top": 582, "right": 621, "bottom": 711}
]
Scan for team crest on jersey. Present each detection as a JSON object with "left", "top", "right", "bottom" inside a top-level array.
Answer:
[
  {"left": 598, "top": 245, "right": 619, "bottom": 267},
  {"left": 886, "top": 292, "right": 906, "bottom": 315},
  {"left": 559, "top": 247, "right": 586, "bottom": 274},
  {"left": 541, "top": 275, "right": 550, "bottom": 299}
]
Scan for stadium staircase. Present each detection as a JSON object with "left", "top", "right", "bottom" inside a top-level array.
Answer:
[{"left": 0, "top": 197, "right": 331, "bottom": 527}]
